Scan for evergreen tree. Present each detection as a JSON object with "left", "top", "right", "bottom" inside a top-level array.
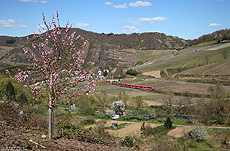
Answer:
[
  {"left": 164, "top": 117, "right": 173, "bottom": 129},
  {"left": 6, "top": 81, "right": 15, "bottom": 101}
]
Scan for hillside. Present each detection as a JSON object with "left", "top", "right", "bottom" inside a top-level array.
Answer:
[
  {"left": 0, "top": 28, "right": 188, "bottom": 69},
  {"left": 186, "top": 29, "right": 230, "bottom": 46},
  {"left": 0, "top": 28, "right": 230, "bottom": 73}
]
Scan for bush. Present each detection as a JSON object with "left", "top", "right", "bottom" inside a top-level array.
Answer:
[
  {"left": 121, "top": 136, "right": 134, "bottom": 148},
  {"left": 83, "top": 105, "right": 95, "bottom": 115},
  {"left": 126, "top": 69, "right": 139, "bottom": 76},
  {"left": 125, "top": 108, "right": 156, "bottom": 121},
  {"left": 57, "top": 122, "right": 92, "bottom": 140},
  {"left": 24, "top": 141, "right": 32, "bottom": 150},
  {"left": 142, "top": 124, "right": 155, "bottom": 136},
  {"left": 17, "top": 92, "right": 29, "bottom": 105},
  {"left": 188, "top": 126, "right": 209, "bottom": 142},
  {"left": 80, "top": 117, "right": 96, "bottom": 125},
  {"left": 93, "top": 120, "right": 110, "bottom": 138}
]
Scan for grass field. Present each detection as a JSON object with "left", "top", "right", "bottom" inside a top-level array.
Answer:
[{"left": 0, "top": 46, "right": 14, "bottom": 57}]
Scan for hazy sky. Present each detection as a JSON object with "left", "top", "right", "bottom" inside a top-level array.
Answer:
[{"left": 0, "top": 0, "right": 229, "bottom": 39}]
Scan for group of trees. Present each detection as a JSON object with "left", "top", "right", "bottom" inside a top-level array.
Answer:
[
  {"left": 196, "top": 86, "right": 230, "bottom": 125},
  {"left": 161, "top": 85, "right": 230, "bottom": 126}
]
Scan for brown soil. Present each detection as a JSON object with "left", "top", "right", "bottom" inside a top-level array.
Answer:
[
  {"left": 85, "top": 120, "right": 134, "bottom": 129},
  {"left": 143, "top": 71, "right": 161, "bottom": 78},
  {"left": 0, "top": 121, "right": 128, "bottom": 151},
  {"left": 167, "top": 125, "right": 195, "bottom": 137},
  {"left": 86, "top": 120, "right": 161, "bottom": 138},
  {"left": 144, "top": 100, "right": 164, "bottom": 106},
  {"left": 105, "top": 123, "right": 160, "bottom": 138}
]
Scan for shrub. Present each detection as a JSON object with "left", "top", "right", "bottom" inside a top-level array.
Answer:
[
  {"left": 17, "top": 92, "right": 28, "bottom": 105},
  {"left": 151, "top": 125, "right": 166, "bottom": 137},
  {"left": 142, "top": 124, "right": 155, "bottom": 136},
  {"left": 80, "top": 117, "right": 96, "bottom": 125},
  {"left": 188, "top": 126, "right": 209, "bottom": 142},
  {"left": 121, "top": 136, "right": 134, "bottom": 148},
  {"left": 83, "top": 105, "right": 95, "bottom": 115},
  {"left": 125, "top": 108, "right": 156, "bottom": 121},
  {"left": 164, "top": 117, "right": 173, "bottom": 129},
  {"left": 24, "top": 141, "right": 32, "bottom": 150},
  {"left": 57, "top": 122, "right": 92, "bottom": 140},
  {"left": 93, "top": 120, "right": 110, "bottom": 138},
  {"left": 126, "top": 69, "right": 139, "bottom": 76},
  {"left": 64, "top": 110, "right": 72, "bottom": 123}
]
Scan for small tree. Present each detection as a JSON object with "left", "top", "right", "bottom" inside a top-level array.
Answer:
[
  {"left": 133, "top": 96, "right": 144, "bottom": 111},
  {"left": 6, "top": 81, "right": 15, "bottom": 101},
  {"left": 95, "top": 91, "right": 108, "bottom": 111},
  {"left": 6, "top": 11, "right": 95, "bottom": 140},
  {"left": 164, "top": 117, "right": 172, "bottom": 129},
  {"left": 111, "top": 100, "right": 125, "bottom": 116}
]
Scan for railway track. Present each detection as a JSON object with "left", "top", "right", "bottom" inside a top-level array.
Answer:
[{"left": 118, "top": 82, "right": 211, "bottom": 98}]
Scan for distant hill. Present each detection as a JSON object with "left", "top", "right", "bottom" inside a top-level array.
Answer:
[
  {"left": 0, "top": 28, "right": 187, "bottom": 70},
  {"left": 0, "top": 28, "right": 229, "bottom": 71},
  {"left": 186, "top": 29, "right": 230, "bottom": 46}
]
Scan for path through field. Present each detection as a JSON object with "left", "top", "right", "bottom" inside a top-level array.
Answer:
[
  {"left": 86, "top": 120, "right": 196, "bottom": 138},
  {"left": 86, "top": 119, "right": 230, "bottom": 138},
  {"left": 105, "top": 122, "right": 161, "bottom": 138},
  {"left": 167, "top": 125, "right": 195, "bottom": 137}
]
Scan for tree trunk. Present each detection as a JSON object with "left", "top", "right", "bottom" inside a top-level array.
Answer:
[
  {"left": 48, "top": 73, "right": 55, "bottom": 140},
  {"left": 48, "top": 103, "right": 53, "bottom": 140}
]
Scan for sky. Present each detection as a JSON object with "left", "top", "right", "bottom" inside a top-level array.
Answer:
[{"left": 0, "top": 0, "right": 229, "bottom": 40}]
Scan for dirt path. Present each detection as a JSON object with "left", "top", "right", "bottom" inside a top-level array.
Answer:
[
  {"left": 144, "top": 100, "right": 164, "bottom": 106},
  {"left": 167, "top": 125, "right": 196, "bottom": 137},
  {"left": 105, "top": 123, "right": 161, "bottom": 138},
  {"left": 84, "top": 120, "right": 134, "bottom": 129},
  {"left": 85, "top": 119, "right": 230, "bottom": 138},
  {"left": 85, "top": 120, "right": 160, "bottom": 137}
]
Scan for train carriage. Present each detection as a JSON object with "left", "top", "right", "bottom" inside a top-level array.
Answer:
[{"left": 119, "top": 83, "right": 154, "bottom": 90}]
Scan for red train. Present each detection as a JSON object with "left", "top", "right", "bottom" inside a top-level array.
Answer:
[{"left": 119, "top": 83, "right": 155, "bottom": 90}]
